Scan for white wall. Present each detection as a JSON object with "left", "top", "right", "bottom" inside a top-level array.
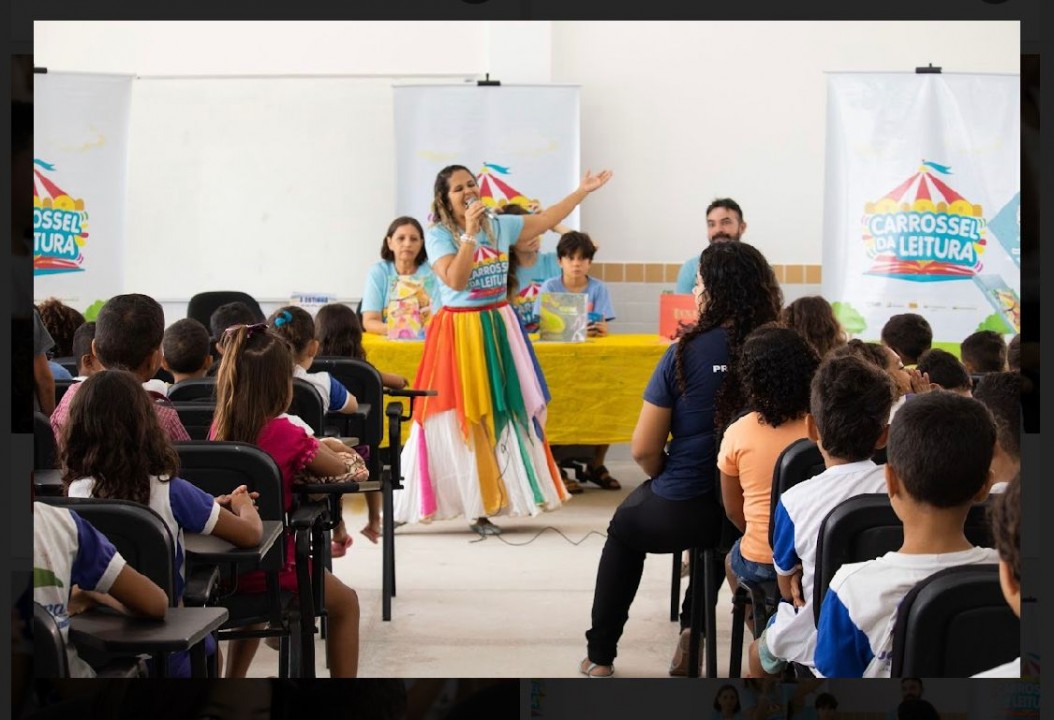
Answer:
[
  {"left": 553, "top": 21, "right": 1019, "bottom": 267},
  {"left": 34, "top": 21, "right": 1018, "bottom": 303}
]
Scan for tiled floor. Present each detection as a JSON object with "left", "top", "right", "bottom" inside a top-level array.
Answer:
[{"left": 236, "top": 459, "right": 747, "bottom": 678}]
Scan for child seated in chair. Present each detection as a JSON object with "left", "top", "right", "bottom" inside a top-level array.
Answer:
[
  {"left": 70, "top": 322, "right": 100, "bottom": 381},
  {"left": 960, "top": 329, "right": 1008, "bottom": 375},
  {"left": 268, "top": 305, "right": 364, "bottom": 555},
  {"left": 538, "top": 231, "right": 620, "bottom": 490},
  {"left": 749, "top": 354, "right": 895, "bottom": 677},
  {"left": 813, "top": 391, "right": 999, "bottom": 677},
  {"left": 34, "top": 500, "right": 168, "bottom": 677},
  {"left": 314, "top": 301, "right": 409, "bottom": 543},
  {"left": 62, "top": 369, "right": 264, "bottom": 677},
  {"left": 162, "top": 318, "right": 214, "bottom": 389},
  {"left": 206, "top": 301, "right": 260, "bottom": 377},
  {"left": 972, "top": 372, "right": 1021, "bottom": 493},
  {"left": 210, "top": 324, "right": 361, "bottom": 678},
  {"left": 718, "top": 325, "right": 817, "bottom": 619},
  {"left": 51, "top": 294, "right": 191, "bottom": 445},
  {"left": 915, "top": 348, "right": 971, "bottom": 396},
  {"left": 973, "top": 474, "right": 1022, "bottom": 677}
]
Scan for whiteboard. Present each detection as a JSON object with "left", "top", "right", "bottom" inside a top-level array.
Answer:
[{"left": 124, "top": 77, "right": 464, "bottom": 301}]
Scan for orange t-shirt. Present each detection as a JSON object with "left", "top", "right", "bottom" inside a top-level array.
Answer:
[{"left": 717, "top": 412, "right": 809, "bottom": 563}]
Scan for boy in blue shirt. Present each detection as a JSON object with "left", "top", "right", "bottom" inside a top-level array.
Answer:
[
  {"left": 537, "top": 232, "right": 620, "bottom": 489},
  {"left": 536, "top": 232, "right": 616, "bottom": 337},
  {"left": 813, "top": 391, "right": 999, "bottom": 677},
  {"left": 749, "top": 355, "right": 895, "bottom": 677}
]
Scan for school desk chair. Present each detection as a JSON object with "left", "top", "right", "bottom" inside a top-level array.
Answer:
[
  {"left": 176, "top": 440, "right": 324, "bottom": 679},
  {"left": 891, "top": 564, "right": 1018, "bottom": 677}
]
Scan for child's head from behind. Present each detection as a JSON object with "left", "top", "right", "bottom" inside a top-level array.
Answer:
[
  {"left": 162, "top": 318, "right": 213, "bottom": 379},
  {"left": 961, "top": 330, "right": 1008, "bottom": 374},
  {"left": 556, "top": 232, "right": 597, "bottom": 281},
  {"left": 989, "top": 474, "right": 1021, "bottom": 616},
  {"left": 780, "top": 295, "right": 847, "bottom": 359},
  {"left": 36, "top": 297, "right": 86, "bottom": 357},
  {"left": 268, "top": 306, "right": 318, "bottom": 361},
  {"left": 71, "top": 321, "right": 99, "bottom": 377},
  {"left": 831, "top": 339, "right": 910, "bottom": 398},
  {"left": 972, "top": 371, "right": 1021, "bottom": 484},
  {"left": 740, "top": 324, "right": 819, "bottom": 427},
  {"left": 209, "top": 301, "right": 259, "bottom": 351},
  {"left": 213, "top": 324, "right": 294, "bottom": 443},
  {"left": 315, "top": 303, "right": 366, "bottom": 360},
  {"left": 886, "top": 391, "right": 995, "bottom": 511},
  {"left": 810, "top": 355, "right": 894, "bottom": 462},
  {"left": 61, "top": 369, "right": 179, "bottom": 506},
  {"left": 881, "top": 313, "right": 932, "bottom": 365},
  {"left": 1007, "top": 334, "right": 1021, "bottom": 372},
  {"left": 94, "top": 294, "right": 165, "bottom": 380},
  {"left": 916, "top": 348, "right": 972, "bottom": 396}
]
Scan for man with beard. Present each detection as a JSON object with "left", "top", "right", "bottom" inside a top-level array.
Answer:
[{"left": 674, "top": 198, "right": 748, "bottom": 293}]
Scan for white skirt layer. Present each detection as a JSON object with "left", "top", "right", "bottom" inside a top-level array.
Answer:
[{"left": 393, "top": 410, "right": 565, "bottom": 523}]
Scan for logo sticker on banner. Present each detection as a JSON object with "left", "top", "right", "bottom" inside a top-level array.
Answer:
[
  {"left": 862, "top": 161, "right": 985, "bottom": 281},
  {"left": 33, "top": 160, "right": 90, "bottom": 275}
]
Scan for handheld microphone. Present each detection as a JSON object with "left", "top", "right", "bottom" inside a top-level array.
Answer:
[{"left": 466, "top": 196, "right": 496, "bottom": 220}]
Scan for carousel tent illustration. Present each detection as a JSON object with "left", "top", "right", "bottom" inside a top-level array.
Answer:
[
  {"left": 862, "top": 160, "right": 986, "bottom": 280},
  {"left": 33, "top": 160, "right": 89, "bottom": 274},
  {"left": 477, "top": 163, "right": 538, "bottom": 211}
]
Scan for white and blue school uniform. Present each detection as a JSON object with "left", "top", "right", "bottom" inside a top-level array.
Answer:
[
  {"left": 67, "top": 474, "right": 221, "bottom": 677},
  {"left": 814, "top": 546, "right": 998, "bottom": 677},
  {"left": 765, "top": 460, "right": 888, "bottom": 667},
  {"left": 67, "top": 475, "right": 220, "bottom": 600},
  {"left": 33, "top": 502, "right": 127, "bottom": 678},
  {"left": 294, "top": 365, "right": 353, "bottom": 413}
]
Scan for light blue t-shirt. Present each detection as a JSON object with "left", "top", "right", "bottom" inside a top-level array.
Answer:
[
  {"left": 511, "top": 252, "right": 561, "bottom": 331},
  {"left": 425, "top": 215, "right": 524, "bottom": 308},
  {"left": 675, "top": 255, "right": 700, "bottom": 294},
  {"left": 360, "top": 260, "right": 441, "bottom": 319},
  {"left": 534, "top": 276, "right": 616, "bottom": 324},
  {"left": 49, "top": 361, "right": 73, "bottom": 380}
]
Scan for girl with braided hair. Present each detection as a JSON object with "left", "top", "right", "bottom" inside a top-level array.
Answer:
[{"left": 580, "top": 241, "right": 782, "bottom": 677}]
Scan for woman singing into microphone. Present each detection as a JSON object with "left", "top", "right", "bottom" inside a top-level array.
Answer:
[{"left": 393, "top": 164, "right": 613, "bottom": 535}]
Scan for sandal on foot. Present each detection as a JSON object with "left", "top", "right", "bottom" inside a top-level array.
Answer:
[
  {"left": 586, "top": 464, "right": 622, "bottom": 490},
  {"left": 559, "top": 467, "right": 584, "bottom": 495},
  {"left": 579, "top": 657, "right": 614, "bottom": 677},
  {"left": 469, "top": 519, "right": 503, "bottom": 536},
  {"left": 360, "top": 525, "right": 381, "bottom": 544}
]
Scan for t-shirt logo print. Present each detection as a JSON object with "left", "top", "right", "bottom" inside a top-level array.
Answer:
[{"left": 466, "top": 244, "right": 509, "bottom": 300}]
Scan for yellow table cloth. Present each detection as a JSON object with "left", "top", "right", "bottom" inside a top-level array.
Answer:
[{"left": 362, "top": 333, "right": 671, "bottom": 447}]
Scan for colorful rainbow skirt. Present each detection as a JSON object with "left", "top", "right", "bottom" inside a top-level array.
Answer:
[{"left": 393, "top": 302, "right": 569, "bottom": 523}]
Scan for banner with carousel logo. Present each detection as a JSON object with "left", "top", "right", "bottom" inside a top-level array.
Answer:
[
  {"left": 393, "top": 84, "right": 580, "bottom": 242},
  {"left": 822, "top": 73, "right": 1020, "bottom": 346},
  {"left": 34, "top": 72, "right": 133, "bottom": 312}
]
